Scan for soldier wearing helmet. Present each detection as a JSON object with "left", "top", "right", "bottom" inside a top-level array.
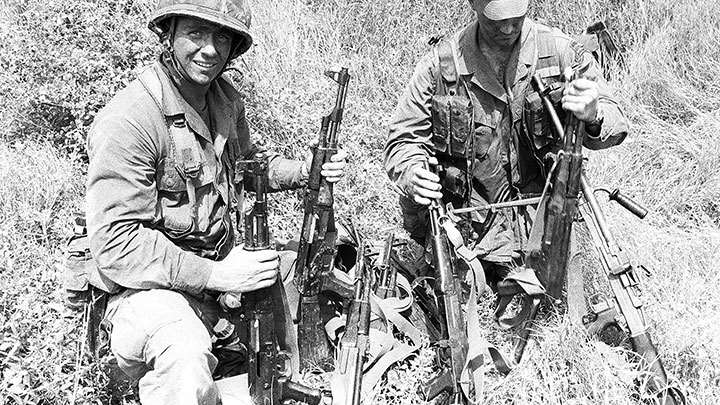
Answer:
[
  {"left": 384, "top": 0, "right": 629, "bottom": 285},
  {"left": 85, "top": 0, "right": 347, "bottom": 402}
]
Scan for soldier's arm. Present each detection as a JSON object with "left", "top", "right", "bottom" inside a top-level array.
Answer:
[
  {"left": 559, "top": 38, "right": 629, "bottom": 150},
  {"left": 86, "top": 115, "right": 213, "bottom": 295},
  {"left": 384, "top": 52, "right": 437, "bottom": 196}
]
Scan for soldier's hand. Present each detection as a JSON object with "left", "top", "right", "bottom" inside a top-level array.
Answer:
[
  {"left": 408, "top": 157, "right": 442, "bottom": 206},
  {"left": 321, "top": 148, "right": 348, "bottom": 183},
  {"left": 207, "top": 246, "right": 279, "bottom": 293},
  {"left": 562, "top": 78, "right": 599, "bottom": 122},
  {"left": 302, "top": 143, "right": 348, "bottom": 183}
]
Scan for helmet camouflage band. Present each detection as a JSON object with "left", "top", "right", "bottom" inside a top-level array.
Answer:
[{"left": 149, "top": 0, "right": 253, "bottom": 58}]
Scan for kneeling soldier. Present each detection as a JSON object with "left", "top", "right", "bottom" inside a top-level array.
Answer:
[{"left": 85, "top": 0, "right": 347, "bottom": 403}]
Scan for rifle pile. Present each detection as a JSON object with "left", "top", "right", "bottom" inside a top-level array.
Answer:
[{"left": 216, "top": 66, "right": 685, "bottom": 405}]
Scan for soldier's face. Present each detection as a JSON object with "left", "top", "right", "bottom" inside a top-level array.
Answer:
[
  {"left": 476, "top": 14, "right": 525, "bottom": 49},
  {"left": 173, "top": 17, "right": 233, "bottom": 86}
]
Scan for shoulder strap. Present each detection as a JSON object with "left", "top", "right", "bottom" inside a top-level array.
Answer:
[
  {"left": 534, "top": 26, "right": 561, "bottom": 78},
  {"left": 434, "top": 39, "right": 461, "bottom": 96},
  {"left": 137, "top": 67, "right": 204, "bottom": 223}
]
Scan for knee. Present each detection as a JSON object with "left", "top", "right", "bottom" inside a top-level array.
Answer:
[{"left": 151, "top": 327, "right": 218, "bottom": 376}]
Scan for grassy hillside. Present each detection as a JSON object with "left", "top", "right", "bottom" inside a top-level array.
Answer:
[{"left": 1, "top": 0, "right": 718, "bottom": 404}]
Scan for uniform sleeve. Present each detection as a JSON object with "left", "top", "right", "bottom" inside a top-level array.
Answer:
[
  {"left": 86, "top": 115, "right": 213, "bottom": 295},
  {"left": 236, "top": 104, "right": 308, "bottom": 192},
  {"left": 384, "top": 52, "right": 437, "bottom": 196},
  {"left": 558, "top": 38, "right": 629, "bottom": 150}
]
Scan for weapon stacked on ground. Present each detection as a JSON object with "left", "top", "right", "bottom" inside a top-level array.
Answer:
[
  {"left": 374, "top": 233, "right": 397, "bottom": 300},
  {"left": 221, "top": 154, "right": 332, "bottom": 405},
  {"left": 334, "top": 238, "right": 373, "bottom": 405},
  {"left": 294, "top": 68, "right": 354, "bottom": 370},
  {"left": 421, "top": 162, "right": 470, "bottom": 405},
  {"left": 580, "top": 174, "right": 685, "bottom": 405}
]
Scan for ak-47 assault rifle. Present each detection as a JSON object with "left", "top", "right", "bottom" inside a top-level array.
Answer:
[
  {"left": 421, "top": 162, "right": 470, "bottom": 405},
  {"left": 294, "top": 68, "right": 354, "bottom": 370},
  {"left": 516, "top": 73, "right": 684, "bottom": 404},
  {"left": 335, "top": 237, "right": 373, "bottom": 405},
  {"left": 219, "top": 154, "right": 332, "bottom": 405}
]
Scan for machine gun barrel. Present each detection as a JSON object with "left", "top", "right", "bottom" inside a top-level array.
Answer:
[{"left": 580, "top": 174, "right": 684, "bottom": 405}]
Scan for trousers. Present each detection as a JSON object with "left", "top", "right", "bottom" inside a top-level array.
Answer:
[{"left": 104, "top": 249, "right": 299, "bottom": 405}]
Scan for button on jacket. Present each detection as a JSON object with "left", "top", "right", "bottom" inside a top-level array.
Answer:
[
  {"left": 384, "top": 19, "right": 629, "bottom": 262},
  {"left": 87, "top": 61, "right": 307, "bottom": 295}
]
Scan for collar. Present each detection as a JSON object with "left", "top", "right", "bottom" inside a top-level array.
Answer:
[
  {"left": 149, "top": 61, "right": 236, "bottom": 153},
  {"left": 454, "top": 18, "right": 536, "bottom": 103}
]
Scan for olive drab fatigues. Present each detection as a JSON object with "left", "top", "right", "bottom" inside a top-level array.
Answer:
[
  {"left": 384, "top": 19, "right": 629, "bottom": 264},
  {"left": 86, "top": 61, "right": 306, "bottom": 404}
]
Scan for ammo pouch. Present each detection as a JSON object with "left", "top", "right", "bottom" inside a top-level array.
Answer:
[
  {"left": 430, "top": 94, "right": 473, "bottom": 159},
  {"left": 63, "top": 215, "right": 110, "bottom": 360},
  {"left": 430, "top": 39, "right": 474, "bottom": 200}
]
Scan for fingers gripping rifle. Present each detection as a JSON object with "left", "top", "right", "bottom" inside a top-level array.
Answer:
[
  {"left": 294, "top": 68, "right": 354, "bottom": 370},
  {"left": 507, "top": 72, "right": 586, "bottom": 363},
  {"left": 335, "top": 238, "right": 373, "bottom": 405},
  {"left": 225, "top": 155, "right": 332, "bottom": 405},
  {"left": 580, "top": 175, "right": 685, "bottom": 405},
  {"left": 422, "top": 162, "right": 469, "bottom": 405}
]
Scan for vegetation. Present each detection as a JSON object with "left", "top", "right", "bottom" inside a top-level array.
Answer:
[{"left": 1, "top": 0, "right": 718, "bottom": 403}]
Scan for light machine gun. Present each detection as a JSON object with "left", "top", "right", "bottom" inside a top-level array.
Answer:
[
  {"left": 514, "top": 73, "right": 684, "bottom": 404},
  {"left": 294, "top": 68, "right": 355, "bottom": 370},
  {"left": 221, "top": 154, "right": 332, "bottom": 405},
  {"left": 580, "top": 174, "right": 685, "bottom": 405}
]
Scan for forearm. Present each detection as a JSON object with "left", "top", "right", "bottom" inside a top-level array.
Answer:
[
  {"left": 385, "top": 53, "right": 436, "bottom": 196},
  {"left": 88, "top": 218, "right": 214, "bottom": 294}
]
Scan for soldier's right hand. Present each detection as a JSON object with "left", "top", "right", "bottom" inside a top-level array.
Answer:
[
  {"left": 207, "top": 246, "right": 279, "bottom": 293},
  {"left": 408, "top": 158, "right": 442, "bottom": 206}
]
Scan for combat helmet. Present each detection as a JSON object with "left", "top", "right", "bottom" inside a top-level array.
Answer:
[{"left": 149, "top": 0, "right": 253, "bottom": 58}]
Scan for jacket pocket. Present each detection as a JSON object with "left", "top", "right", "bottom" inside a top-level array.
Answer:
[
  {"left": 431, "top": 94, "right": 473, "bottom": 158},
  {"left": 157, "top": 157, "right": 215, "bottom": 237}
]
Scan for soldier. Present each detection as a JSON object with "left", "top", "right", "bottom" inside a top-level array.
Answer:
[
  {"left": 384, "top": 0, "right": 629, "bottom": 286},
  {"left": 85, "top": 0, "right": 347, "bottom": 403}
]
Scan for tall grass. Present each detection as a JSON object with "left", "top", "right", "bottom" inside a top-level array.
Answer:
[{"left": 1, "top": 0, "right": 719, "bottom": 403}]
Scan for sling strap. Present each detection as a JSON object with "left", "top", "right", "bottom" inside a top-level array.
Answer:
[{"left": 137, "top": 67, "right": 205, "bottom": 225}]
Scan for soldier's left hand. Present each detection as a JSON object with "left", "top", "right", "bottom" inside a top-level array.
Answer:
[
  {"left": 562, "top": 78, "right": 599, "bottom": 122},
  {"left": 321, "top": 148, "right": 348, "bottom": 183},
  {"left": 303, "top": 145, "right": 348, "bottom": 183}
]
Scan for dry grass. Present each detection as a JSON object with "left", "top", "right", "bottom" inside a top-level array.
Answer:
[{"left": 1, "top": 0, "right": 719, "bottom": 403}]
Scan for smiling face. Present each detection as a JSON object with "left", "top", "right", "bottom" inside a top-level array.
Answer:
[{"left": 172, "top": 17, "right": 234, "bottom": 86}]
